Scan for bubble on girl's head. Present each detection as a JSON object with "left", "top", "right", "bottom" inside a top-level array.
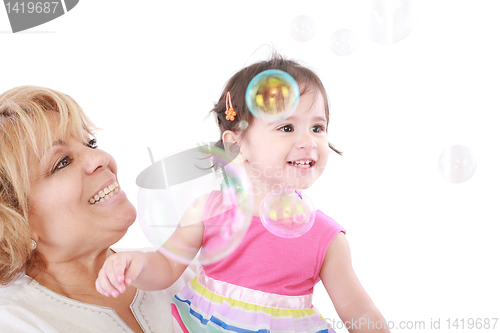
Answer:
[
  {"left": 438, "top": 145, "right": 477, "bottom": 183},
  {"left": 361, "top": 0, "right": 419, "bottom": 45},
  {"left": 137, "top": 144, "right": 253, "bottom": 265},
  {"left": 330, "top": 29, "right": 357, "bottom": 56},
  {"left": 260, "top": 187, "right": 315, "bottom": 238},
  {"left": 238, "top": 120, "right": 249, "bottom": 130},
  {"left": 245, "top": 69, "right": 300, "bottom": 122},
  {"left": 289, "top": 15, "right": 316, "bottom": 42}
]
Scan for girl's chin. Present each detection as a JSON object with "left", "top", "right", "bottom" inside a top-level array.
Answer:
[{"left": 253, "top": 181, "right": 313, "bottom": 195}]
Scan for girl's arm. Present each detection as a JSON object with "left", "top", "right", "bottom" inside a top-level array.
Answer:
[
  {"left": 96, "top": 194, "right": 207, "bottom": 296},
  {"left": 320, "top": 232, "right": 390, "bottom": 333}
]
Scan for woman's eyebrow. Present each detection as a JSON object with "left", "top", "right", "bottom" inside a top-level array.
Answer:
[
  {"left": 51, "top": 139, "right": 66, "bottom": 147},
  {"left": 40, "top": 140, "right": 66, "bottom": 159}
]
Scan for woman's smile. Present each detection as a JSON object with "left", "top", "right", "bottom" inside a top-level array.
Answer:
[{"left": 89, "top": 181, "right": 120, "bottom": 204}]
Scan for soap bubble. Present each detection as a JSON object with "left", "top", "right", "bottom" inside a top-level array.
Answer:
[
  {"left": 260, "top": 188, "right": 316, "bottom": 238},
  {"left": 330, "top": 29, "right": 357, "bottom": 56},
  {"left": 438, "top": 145, "right": 477, "bottom": 183},
  {"left": 238, "top": 120, "right": 249, "bottom": 130},
  {"left": 289, "top": 15, "right": 316, "bottom": 42},
  {"left": 361, "top": 0, "right": 419, "bottom": 45},
  {"left": 137, "top": 143, "right": 253, "bottom": 265},
  {"left": 246, "top": 69, "right": 300, "bottom": 122}
]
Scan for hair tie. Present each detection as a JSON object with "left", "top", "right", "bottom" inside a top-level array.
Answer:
[{"left": 225, "top": 91, "right": 237, "bottom": 121}]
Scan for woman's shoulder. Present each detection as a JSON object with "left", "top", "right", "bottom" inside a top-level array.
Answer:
[
  {"left": 0, "top": 275, "right": 44, "bottom": 331},
  {"left": 0, "top": 274, "right": 34, "bottom": 302}
]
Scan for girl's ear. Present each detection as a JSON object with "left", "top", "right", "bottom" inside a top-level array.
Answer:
[
  {"left": 222, "top": 130, "right": 238, "bottom": 145},
  {"left": 222, "top": 130, "right": 243, "bottom": 162}
]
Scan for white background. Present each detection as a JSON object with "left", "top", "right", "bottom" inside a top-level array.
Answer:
[{"left": 1, "top": 1, "right": 499, "bottom": 331}]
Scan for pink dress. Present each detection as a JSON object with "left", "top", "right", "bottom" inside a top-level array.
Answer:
[{"left": 172, "top": 191, "right": 345, "bottom": 332}]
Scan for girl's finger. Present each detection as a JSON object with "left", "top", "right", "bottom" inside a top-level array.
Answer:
[{"left": 96, "top": 267, "right": 119, "bottom": 297}]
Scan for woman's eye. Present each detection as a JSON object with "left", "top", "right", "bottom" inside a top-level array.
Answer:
[
  {"left": 312, "top": 125, "right": 325, "bottom": 133},
  {"left": 279, "top": 124, "right": 294, "bottom": 132},
  {"left": 53, "top": 156, "right": 73, "bottom": 173},
  {"left": 86, "top": 138, "right": 98, "bottom": 149}
]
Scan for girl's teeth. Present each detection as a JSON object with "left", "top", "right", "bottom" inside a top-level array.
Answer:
[
  {"left": 89, "top": 182, "right": 119, "bottom": 204},
  {"left": 289, "top": 160, "right": 312, "bottom": 167}
]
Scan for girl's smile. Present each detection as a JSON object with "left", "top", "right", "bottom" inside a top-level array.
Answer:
[{"left": 287, "top": 159, "right": 316, "bottom": 168}]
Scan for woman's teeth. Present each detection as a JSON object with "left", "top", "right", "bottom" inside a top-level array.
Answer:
[
  {"left": 89, "top": 181, "right": 119, "bottom": 204},
  {"left": 288, "top": 160, "right": 313, "bottom": 168}
]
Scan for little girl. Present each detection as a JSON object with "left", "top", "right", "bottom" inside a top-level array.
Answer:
[{"left": 96, "top": 55, "right": 389, "bottom": 333}]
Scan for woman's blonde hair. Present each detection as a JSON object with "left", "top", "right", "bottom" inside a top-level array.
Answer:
[{"left": 0, "top": 86, "right": 96, "bottom": 285}]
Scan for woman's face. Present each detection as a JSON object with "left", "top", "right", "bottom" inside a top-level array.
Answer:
[{"left": 28, "top": 128, "right": 136, "bottom": 260}]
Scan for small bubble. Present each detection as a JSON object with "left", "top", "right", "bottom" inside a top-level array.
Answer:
[
  {"left": 289, "top": 15, "right": 316, "bottom": 42},
  {"left": 238, "top": 120, "right": 249, "bottom": 130},
  {"left": 260, "top": 188, "right": 315, "bottom": 238},
  {"left": 330, "top": 29, "right": 357, "bottom": 56},
  {"left": 438, "top": 145, "right": 477, "bottom": 183}
]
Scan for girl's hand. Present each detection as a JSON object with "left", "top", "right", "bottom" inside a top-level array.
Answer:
[{"left": 95, "top": 251, "right": 147, "bottom": 297}]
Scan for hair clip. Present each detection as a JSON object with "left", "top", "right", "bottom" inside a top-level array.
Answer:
[{"left": 225, "top": 91, "right": 237, "bottom": 121}]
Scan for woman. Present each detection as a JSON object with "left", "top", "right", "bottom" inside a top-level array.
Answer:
[{"left": 0, "top": 86, "right": 194, "bottom": 332}]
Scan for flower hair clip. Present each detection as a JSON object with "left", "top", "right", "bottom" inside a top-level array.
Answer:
[{"left": 225, "top": 91, "right": 237, "bottom": 121}]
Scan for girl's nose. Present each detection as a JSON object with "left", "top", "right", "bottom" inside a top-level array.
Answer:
[
  {"left": 296, "top": 130, "right": 317, "bottom": 150},
  {"left": 83, "top": 147, "right": 110, "bottom": 175}
]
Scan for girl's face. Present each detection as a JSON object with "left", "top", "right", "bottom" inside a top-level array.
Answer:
[
  {"left": 28, "top": 127, "right": 136, "bottom": 260},
  {"left": 239, "top": 89, "right": 329, "bottom": 195}
]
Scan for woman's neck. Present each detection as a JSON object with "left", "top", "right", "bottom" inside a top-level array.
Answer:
[{"left": 26, "top": 247, "right": 113, "bottom": 298}]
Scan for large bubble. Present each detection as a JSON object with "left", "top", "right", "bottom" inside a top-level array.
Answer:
[
  {"left": 438, "top": 145, "right": 477, "bottom": 183},
  {"left": 260, "top": 187, "right": 316, "bottom": 238},
  {"left": 137, "top": 143, "right": 253, "bottom": 265},
  {"left": 245, "top": 69, "right": 300, "bottom": 122},
  {"left": 361, "top": 0, "right": 419, "bottom": 45}
]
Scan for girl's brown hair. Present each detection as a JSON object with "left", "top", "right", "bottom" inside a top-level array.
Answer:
[
  {"left": 0, "top": 86, "right": 96, "bottom": 285},
  {"left": 210, "top": 54, "right": 342, "bottom": 155}
]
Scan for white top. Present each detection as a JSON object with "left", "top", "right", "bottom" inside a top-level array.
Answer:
[{"left": 0, "top": 268, "right": 195, "bottom": 332}]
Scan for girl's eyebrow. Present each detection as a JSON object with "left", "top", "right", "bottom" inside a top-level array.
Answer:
[
  {"left": 281, "top": 115, "right": 327, "bottom": 122},
  {"left": 312, "top": 116, "right": 327, "bottom": 122}
]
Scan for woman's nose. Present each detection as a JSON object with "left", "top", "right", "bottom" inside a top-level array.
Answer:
[{"left": 83, "top": 148, "right": 110, "bottom": 175}]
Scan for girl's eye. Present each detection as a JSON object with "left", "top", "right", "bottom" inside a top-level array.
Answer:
[
  {"left": 279, "top": 124, "right": 294, "bottom": 132},
  {"left": 312, "top": 125, "right": 325, "bottom": 133},
  {"left": 86, "top": 138, "right": 98, "bottom": 149},
  {"left": 53, "top": 156, "right": 73, "bottom": 173}
]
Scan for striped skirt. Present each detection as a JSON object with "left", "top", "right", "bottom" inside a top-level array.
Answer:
[{"left": 171, "top": 268, "right": 334, "bottom": 333}]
